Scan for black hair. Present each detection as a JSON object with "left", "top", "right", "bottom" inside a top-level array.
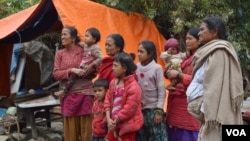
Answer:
[
  {"left": 187, "top": 27, "right": 199, "bottom": 40},
  {"left": 113, "top": 52, "right": 137, "bottom": 76},
  {"left": 93, "top": 78, "right": 109, "bottom": 89},
  {"left": 63, "top": 26, "right": 81, "bottom": 44},
  {"left": 129, "top": 52, "right": 136, "bottom": 61},
  {"left": 138, "top": 40, "right": 157, "bottom": 62},
  {"left": 107, "top": 33, "right": 125, "bottom": 52},
  {"left": 202, "top": 17, "right": 228, "bottom": 40},
  {"left": 86, "top": 27, "right": 101, "bottom": 43}
]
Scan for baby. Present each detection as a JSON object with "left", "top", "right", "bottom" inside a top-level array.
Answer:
[{"left": 160, "top": 36, "right": 186, "bottom": 89}]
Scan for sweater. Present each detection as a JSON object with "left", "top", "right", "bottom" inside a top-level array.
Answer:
[
  {"left": 92, "top": 100, "right": 106, "bottom": 137},
  {"left": 136, "top": 60, "right": 166, "bottom": 109}
]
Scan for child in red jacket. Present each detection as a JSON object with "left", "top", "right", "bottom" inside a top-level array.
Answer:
[
  {"left": 104, "top": 52, "right": 143, "bottom": 141},
  {"left": 92, "top": 78, "right": 109, "bottom": 141}
]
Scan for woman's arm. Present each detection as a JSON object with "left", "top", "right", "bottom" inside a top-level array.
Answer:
[
  {"left": 155, "top": 67, "right": 166, "bottom": 109},
  {"left": 53, "top": 51, "right": 72, "bottom": 80}
]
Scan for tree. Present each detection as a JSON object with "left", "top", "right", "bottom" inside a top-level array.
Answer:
[
  {"left": 0, "top": 0, "right": 40, "bottom": 19},
  {"left": 93, "top": 0, "right": 250, "bottom": 74}
]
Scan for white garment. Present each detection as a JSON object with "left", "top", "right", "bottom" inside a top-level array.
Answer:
[{"left": 186, "top": 63, "right": 206, "bottom": 112}]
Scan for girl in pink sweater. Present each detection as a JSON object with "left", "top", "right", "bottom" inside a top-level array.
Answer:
[{"left": 104, "top": 52, "right": 143, "bottom": 141}]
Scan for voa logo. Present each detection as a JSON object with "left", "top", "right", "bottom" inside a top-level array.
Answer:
[{"left": 226, "top": 129, "right": 246, "bottom": 136}]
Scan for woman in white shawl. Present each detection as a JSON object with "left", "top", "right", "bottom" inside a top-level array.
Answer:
[{"left": 187, "top": 17, "right": 244, "bottom": 141}]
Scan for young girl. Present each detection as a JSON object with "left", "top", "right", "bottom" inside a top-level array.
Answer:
[
  {"left": 104, "top": 52, "right": 143, "bottom": 141},
  {"left": 136, "top": 40, "right": 167, "bottom": 141}
]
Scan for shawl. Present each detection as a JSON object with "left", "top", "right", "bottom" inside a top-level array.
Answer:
[
  {"left": 192, "top": 39, "right": 244, "bottom": 135},
  {"left": 98, "top": 56, "right": 115, "bottom": 83}
]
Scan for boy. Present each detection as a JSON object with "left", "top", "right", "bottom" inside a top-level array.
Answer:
[{"left": 92, "top": 78, "right": 109, "bottom": 141}]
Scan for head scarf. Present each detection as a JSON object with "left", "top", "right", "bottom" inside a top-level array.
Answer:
[{"left": 164, "top": 36, "right": 180, "bottom": 52}]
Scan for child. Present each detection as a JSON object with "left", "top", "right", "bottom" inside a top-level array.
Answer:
[
  {"left": 160, "top": 36, "right": 186, "bottom": 89},
  {"left": 55, "top": 27, "right": 103, "bottom": 97},
  {"left": 136, "top": 40, "right": 167, "bottom": 141},
  {"left": 104, "top": 52, "right": 143, "bottom": 141},
  {"left": 92, "top": 78, "right": 109, "bottom": 141}
]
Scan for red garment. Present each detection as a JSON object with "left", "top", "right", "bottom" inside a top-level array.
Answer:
[
  {"left": 104, "top": 75, "right": 143, "bottom": 136},
  {"left": 106, "top": 130, "right": 136, "bottom": 141},
  {"left": 166, "top": 55, "right": 200, "bottom": 131},
  {"left": 111, "top": 87, "right": 124, "bottom": 119},
  {"left": 53, "top": 46, "right": 93, "bottom": 116},
  {"left": 98, "top": 56, "right": 115, "bottom": 83},
  {"left": 92, "top": 100, "right": 107, "bottom": 137}
]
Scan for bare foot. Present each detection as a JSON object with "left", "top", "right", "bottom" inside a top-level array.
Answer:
[{"left": 54, "top": 90, "right": 66, "bottom": 97}]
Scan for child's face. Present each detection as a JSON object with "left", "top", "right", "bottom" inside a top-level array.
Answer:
[
  {"left": 112, "top": 61, "right": 126, "bottom": 78},
  {"left": 93, "top": 86, "right": 106, "bottom": 101},
  {"left": 138, "top": 45, "right": 150, "bottom": 64},
  {"left": 167, "top": 47, "right": 178, "bottom": 55},
  {"left": 84, "top": 31, "right": 96, "bottom": 46}
]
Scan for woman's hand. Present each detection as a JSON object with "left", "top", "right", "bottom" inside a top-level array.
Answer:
[
  {"left": 71, "top": 68, "right": 86, "bottom": 77},
  {"left": 82, "top": 64, "right": 95, "bottom": 77}
]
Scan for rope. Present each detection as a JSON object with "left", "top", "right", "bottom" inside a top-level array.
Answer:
[{"left": 15, "top": 30, "right": 22, "bottom": 43}]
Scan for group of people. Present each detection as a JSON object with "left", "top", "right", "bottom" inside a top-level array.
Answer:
[{"left": 52, "top": 16, "right": 244, "bottom": 141}]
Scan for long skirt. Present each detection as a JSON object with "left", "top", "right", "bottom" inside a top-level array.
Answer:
[
  {"left": 64, "top": 115, "right": 92, "bottom": 141},
  {"left": 136, "top": 109, "right": 167, "bottom": 141},
  {"left": 167, "top": 125, "right": 198, "bottom": 141}
]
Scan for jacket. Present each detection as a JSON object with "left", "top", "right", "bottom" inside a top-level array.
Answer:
[{"left": 104, "top": 74, "right": 144, "bottom": 136}]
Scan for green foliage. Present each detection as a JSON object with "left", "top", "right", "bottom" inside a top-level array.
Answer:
[
  {"left": 93, "top": 0, "right": 168, "bottom": 19},
  {"left": 36, "top": 32, "right": 61, "bottom": 53},
  {"left": 93, "top": 0, "right": 250, "bottom": 74},
  {"left": 0, "top": 0, "right": 40, "bottom": 18}
]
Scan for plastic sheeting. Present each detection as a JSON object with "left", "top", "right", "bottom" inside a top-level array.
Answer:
[
  {"left": 52, "top": 0, "right": 166, "bottom": 64},
  {"left": 0, "top": 0, "right": 168, "bottom": 96}
]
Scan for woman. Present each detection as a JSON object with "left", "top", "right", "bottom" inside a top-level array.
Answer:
[
  {"left": 187, "top": 17, "right": 244, "bottom": 141},
  {"left": 98, "top": 33, "right": 125, "bottom": 83},
  {"left": 165, "top": 28, "right": 200, "bottom": 141},
  {"left": 53, "top": 26, "right": 95, "bottom": 141}
]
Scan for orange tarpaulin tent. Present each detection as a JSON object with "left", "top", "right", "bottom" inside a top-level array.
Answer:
[{"left": 0, "top": 0, "right": 169, "bottom": 96}]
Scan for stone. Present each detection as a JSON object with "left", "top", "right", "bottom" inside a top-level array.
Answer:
[
  {"left": 11, "top": 133, "right": 26, "bottom": 140},
  {"left": 0, "top": 135, "right": 9, "bottom": 141},
  {"left": 46, "top": 133, "right": 62, "bottom": 141}
]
